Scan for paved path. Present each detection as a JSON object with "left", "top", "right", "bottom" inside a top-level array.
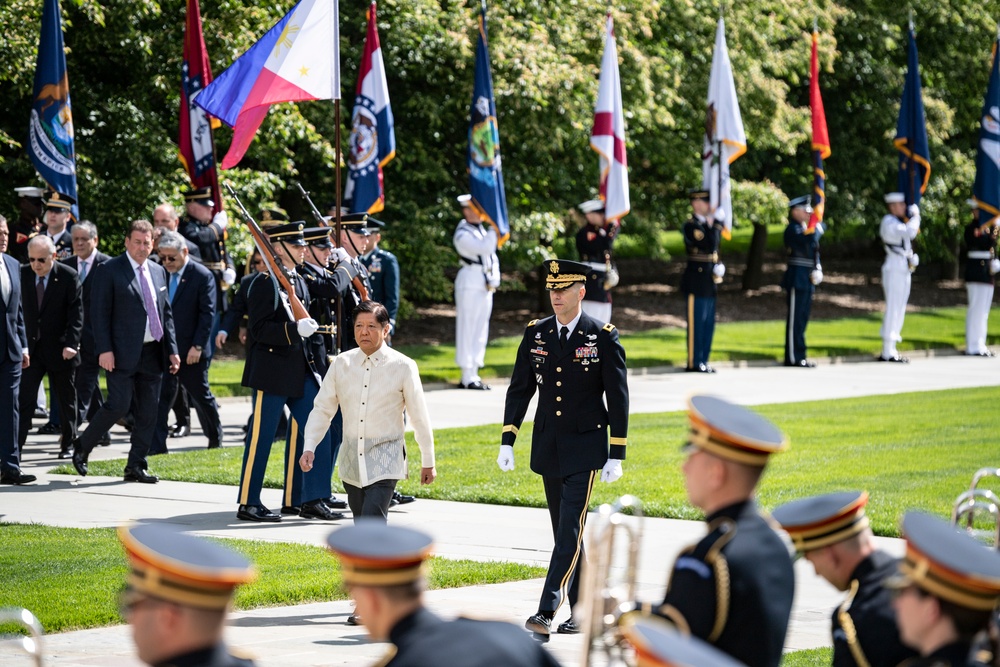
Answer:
[{"left": 2, "top": 353, "right": 996, "bottom": 665}]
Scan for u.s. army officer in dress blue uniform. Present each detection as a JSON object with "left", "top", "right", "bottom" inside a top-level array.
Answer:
[
  {"left": 781, "top": 195, "right": 824, "bottom": 367},
  {"left": 680, "top": 190, "right": 725, "bottom": 373},
  {"left": 499, "top": 259, "right": 629, "bottom": 639}
]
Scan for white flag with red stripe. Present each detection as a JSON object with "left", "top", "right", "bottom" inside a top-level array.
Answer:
[{"left": 590, "top": 13, "right": 629, "bottom": 223}]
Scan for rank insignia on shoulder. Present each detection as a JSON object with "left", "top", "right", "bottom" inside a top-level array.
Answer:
[
  {"left": 527, "top": 319, "right": 539, "bottom": 327},
  {"left": 603, "top": 323, "right": 616, "bottom": 332}
]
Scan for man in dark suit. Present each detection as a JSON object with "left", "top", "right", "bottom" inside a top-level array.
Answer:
[
  {"left": 150, "top": 231, "right": 222, "bottom": 454},
  {"left": 72, "top": 219, "right": 180, "bottom": 483},
  {"left": 18, "top": 235, "right": 83, "bottom": 458},
  {"left": 0, "top": 215, "right": 34, "bottom": 484},
  {"left": 61, "top": 221, "right": 112, "bottom": 440},
  {"left": 681, "top": 189, "right": 726, "bottom": 373},
  {"left": 499, "top": 258, "right": 629, "bottom": 639}
]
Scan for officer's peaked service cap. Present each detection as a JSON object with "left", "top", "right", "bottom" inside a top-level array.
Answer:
[
  {"left": 266, "top": 222, "right": 306, "bottom": 246},
  {"left": 685, "top": 394, "right": 789, "bottom": 467},
  {"left": 620, "top": 614, "right": 747, "bottom": 667},
  {"left": 542, "top": 259, "right": 588, "bottom": 290},
  {"left": 884, "top": 512, "right": 1000, "bottom": 611},
  {"left": 118, "top": 523, "right": 256, "bottom": 610},
  {"left": 788, "top": 195, "right": 813, "bottom": 212},
  {"left": 772, "top": 491, "right": 870, "bottom": 552},
  {"left": 578, "top": 199, "right": 605, "bottom": 214},
  {"left": 44, "top": 190, "right": 76, "bottom": 210},
  {"left": 340, "top": 213, "right": 371, "bottom": 236},
  {"left": 303, "top": 227, "right": 333, "bottom": 247},
  {"left": 326, "top": 520, "right": 433, "bottom": 587},
  {"left": 687, "top": 188, "right": 711, "bottom": 202},
  {"left": 883, "top": 192, "right": 905, "bottom": 204},
  {"left": 183, "top": 186, "right": 214, "bottom": 204}
]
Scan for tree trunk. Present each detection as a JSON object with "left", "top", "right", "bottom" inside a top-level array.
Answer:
[{"left": 742, "top": 223, "right": 769, "bottom": 291}]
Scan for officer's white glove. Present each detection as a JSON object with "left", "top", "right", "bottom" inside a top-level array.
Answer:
[
  {"left": 221, "top": 267, "right": 236, "bottom": 286},
  {"left": 712, "top": 263, "right": 726, "bottom": 278},
  {"left": 909, "top": 253, "right": 920, "bottom": 269},
  {"left": 604, "top": 268, "right": 620, "bottom": 289},
  {"left": 600, "top": 459, "right": 624, "bottom": 483},
  {"left": 497, "top": 445, "right": 515, "bottom": 472},
  {"left": 991, "top": 258, "right": 1000, "bottom": 275},
  {"left": 331, "top": 247, "right": 351, "bottom": 264},
  {"left": 810, "top": 269, "right": 824, "bottom": 285},
  {"left": 907, "top": 204, "right": 920, "bottom": 219},
  {"left": 713, "top": 208, "right": 726, "bottom": 223},
  {"left": 296, "top": 318, "right": 319, "bottom": 338},
  {"left": 212, "top": 211, "right": 229, "bottom": 229}
]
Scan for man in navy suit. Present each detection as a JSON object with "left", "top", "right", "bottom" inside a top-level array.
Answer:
[
  {"left": 150, "top": 231, "right": 222, "bottom": 454},
  {"left": 72, "top": 219, "right": 180, "bottom": 483},
  {"left": 0, "top": 215, "right": 34, "bottom": 484},
  {"left": 18, "top": 235, "right": 83, "bottom": 458},
  {"left": 61, "top": 221, "right": 111, "bottom": 435}
]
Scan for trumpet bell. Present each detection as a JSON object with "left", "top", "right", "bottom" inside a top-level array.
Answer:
[{"left": 0, "top": 607, "right": 44, "bottom": 667}]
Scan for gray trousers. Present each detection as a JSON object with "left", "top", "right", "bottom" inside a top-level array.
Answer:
[{"left": 344, "top": 479, "right": 397, "bottom": 522}]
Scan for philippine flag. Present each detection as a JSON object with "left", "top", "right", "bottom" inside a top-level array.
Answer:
[
  {"left": 345, "top": 2, "right": 396, "bottom": 214},
  {"left": 195, "top": 0, "right": 337, "bottom": 169},
  {"left": 590, "top": 12, "right": 629, "bottom": 223}
]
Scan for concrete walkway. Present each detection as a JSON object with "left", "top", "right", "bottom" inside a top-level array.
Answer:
[{"left": 2, "top": 353, "right": 996, "bottom": 665}]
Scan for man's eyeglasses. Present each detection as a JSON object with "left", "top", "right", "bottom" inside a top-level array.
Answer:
[{"left": 27, "top": 257, "right": 50, "bottom": 263}]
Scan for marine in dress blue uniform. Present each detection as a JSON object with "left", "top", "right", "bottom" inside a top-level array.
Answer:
[
  {"left": 680, "top": 190, "right": 725, "bottom": 373},
  {"left": 781, "top": 195, "right": 824, "bottom": 367},
  {"left": 772, "top": 491, "right": 916, "bottom": 667},
  {"left": 237, "top": 223, "right": 340, "bottom": 523},
  {"left": 118, "top": 523, "right": 257, "bottom": 667},
  {"left": 654, "top": 395, "right": 794, "bottom": 667},
  {"left": 575, "top": 199, "right": 620, "bottom": 324},
  {"left": 963, "top": 202, "right": 999, "bottom": 357},
  {"left": 359, "top": 217, "right": 401, "bottom": 339},
  {"left": 500, "top": 259, "right": 629, "bottom": 639},
  {"left": 884, "top": 512, "right": 1000, "bottom": 667},
  {"left": 326, "top": 521, "right": 562, "bottom": 667}
]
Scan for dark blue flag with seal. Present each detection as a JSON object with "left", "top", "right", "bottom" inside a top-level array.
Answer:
[
  {"left": 973, "top": 39, "right": 1000, "bottom": 224},
  {"left": 467, "top": 1, "right": 509, "bottom": 247},
  {"left": 28, "top": 0, "right": 78, "bottom": 215},
  {"left": 893, "top": 26, "right": 931, "bottom": 207}
]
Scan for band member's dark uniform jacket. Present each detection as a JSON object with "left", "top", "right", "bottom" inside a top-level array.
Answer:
[
  {"left": 502, "top": 312, "right": 628, "bottom": 476},
  {"left": 656, "top": 499, "right": 794, "bottom": 667},
  {"left": 831, "top": 551, "right": 916, "bottom": 667},
  {"left": 576, "top": 220, "right": 619, "bottom": 305},
  {"left": 964, "top": 220, "right": 998, "bottom": 285},
  {"left": 680, "top": 215, "right": 722, "bottom": 298},
  {"left": 180, "top": 215, "right": 236, "bottom": 310},
  {"left": 154, "top": 643, "right": 256, "bottom": 667},
  {"left": 382, "top": 608, "right": 561, "bottom": 667}
]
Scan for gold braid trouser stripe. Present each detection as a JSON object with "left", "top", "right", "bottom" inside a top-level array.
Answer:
[{"left": 838, "top": 579, "right": 871, "bottom": 667}]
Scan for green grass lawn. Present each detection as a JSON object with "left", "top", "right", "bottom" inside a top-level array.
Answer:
[
  {"left": 782, "top": 648, "right": 833, "bottom": 666},
  {"left": 56, "top": 386, "right": 1000, "bottom": 538},
  {"left": 0, "top": 524, "right": 546, "bottom": 634},
  {"left": 205, "top": 306, "right": 999, "bottom": 389}
]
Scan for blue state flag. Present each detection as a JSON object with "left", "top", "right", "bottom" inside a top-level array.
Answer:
[
  {"left": 28, "top": 0, "right": 77, "bottom": 214},
  {"left": 973, "top": 40, "right": 1000, "bottom": 223},
  {"left": 467, "top": 3, "right": 509, "bottom": 246},
  {"left": 894, "top": 27, "right": 931, "bottom": 207}
]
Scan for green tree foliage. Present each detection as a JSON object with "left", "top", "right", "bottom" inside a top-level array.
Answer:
[{"left": 0, "top": 0, "right": 995, "bottom": 303}]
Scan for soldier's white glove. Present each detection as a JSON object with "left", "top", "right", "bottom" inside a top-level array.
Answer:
[
  {"left": 907, "top": 204, "right": 920, "bottom": 219},
  {"left": 810, "top": 269, "right": 824, "bottom": 285},
  {"left": 712, "top": 264, "right": 726, "bottom": 278},
  {"left": 604, "top": 268, "right": 620, "bottom": 289},
  {"left": 497, "top": 445, "right": 515, "bottom": 472},
  {"left": 331, "top": 247, "right": 351, "bottom": 264},
  {"left": 212, "top": 211, "right": 229, "bottom": 229},
  {"left": 991, "top": 258, "right": 1000, "bottom": 275},
  {"left": 296, "top": 318, "right": 319, "bottom": 338},
  {"left": 600, "top": 459, "right": 624, "bottom": 483},
  {"left": 221, "top": 267, "right": 236, "bottom": 286},
  {"left": 713, "top": 208, "right": 726, "bottom": 223},
  {"left": 909, "top": 253, "right": 920, "bottom": 269}
]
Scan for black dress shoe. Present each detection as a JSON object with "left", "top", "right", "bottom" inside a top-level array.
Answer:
[
  {"left": 169, "top": 424, "right": 191, "bottom": 438},
  {"left": 280, "top": 505, "right": 302, "bottom": 515},
  {"left": 392, "top": 490, "right": 415, "bottom": 505},
  {"left": 124, "top": 468, "right": 159, "bottom": 484},
  {"left": 36, "top": 422, "right": 60, "bottom": 435},
  {"left": 33, "top": 408, "right": 49, "bottom": 420},
  {"left": 324, "top": 497, "right": 348, "bottom": 510},
  {"left": 0, "top": 472, "right": 37, "bottom": 485},
  {"left": 207, "top": 441, "right": 221, "bottom": 449},
  {"left": 237, "top": 504, "right": 281, "bottom": 522},
  {"left": 557, "top": 617, "right": 580, "bottom": 634},
  {"left": 687, "top": 363, "right": 715, "bottom": 373},
  {"left": 346, "top": 613, "right": 362, "bottom": 626},
  {"left": 97, "top": 433, "right": 112, "bottom": 446},
  {"left": 299, "top": 499, "right": 345, "bottom": 520},
  {"left": 58, "top": 446, "right": 71, "bottom": 459},
  {"left": 460, "top": 380, "right": 491, "bottom": 390},
  {"left": 877, "top": 355, "right": 909, "bottom": 363},
  {"left": 785, "top": 359, "right": 817, "bottom": 368},
  {"left": 524, "top": 613, "right": 552, "bottom": 636},
  {"left": 71, "top": 440, "right": 89, "bottom": 476}
]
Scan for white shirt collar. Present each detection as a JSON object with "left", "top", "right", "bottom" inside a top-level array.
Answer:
[{"left": 555, "top": 309, "right": 583, "bottom": 336}]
